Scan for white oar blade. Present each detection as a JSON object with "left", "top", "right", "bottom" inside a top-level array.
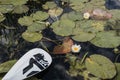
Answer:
[{"left": 2, "top": 48, "right": 52, "bottom": 80}]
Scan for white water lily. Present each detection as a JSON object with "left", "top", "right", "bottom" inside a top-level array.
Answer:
[
  {"left": 71, "top": 44, "right": 81, "bottom": 53},
  {"left": 83, "top": 12, "right": 90, "bottom": 19}
]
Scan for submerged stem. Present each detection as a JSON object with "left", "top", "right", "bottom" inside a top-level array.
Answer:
[{"left": 80, "top": 52, "right": 88, "bottom": 64}]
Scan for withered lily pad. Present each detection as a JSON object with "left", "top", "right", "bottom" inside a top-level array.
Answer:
[
  {"left": 31, "top": 11, "right": 49, "bottom": 21},
  {"left": 12, "top": 5, "right": 29, "bottom": 14},
  {"left": 85, "top": 54, "right": 116, "bottom": 79},
  {"left": 18, "top": 16, "right": 33, "bottom": 26},
  {"left": 0, "top": 60, "right": 17, "bottom": 73},
  {"left": 48, "top": 7, "right": 63, "bottom": 17},
  {"left": 22, "top": 31, "right": 42, "bottom": 42},
  {"left": 0, "top": 5, "right": 14, "bottom": 13},
  {"left": 90, "top": 31, "right": 120, "bottom": 48}
]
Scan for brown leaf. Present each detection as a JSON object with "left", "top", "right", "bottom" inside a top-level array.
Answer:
[
  {"left": 53, "top": 37, "right": 73, "bottom": 54},
  {"left": 91, "top": 9, "right": 112, "bottom": 20},
  {"left": 84, "top": 9, "right": 112, "bottom": 20}
]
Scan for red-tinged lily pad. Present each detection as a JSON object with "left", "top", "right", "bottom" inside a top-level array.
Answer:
[{"left": 53, "top": 37, "right": 73, "bottom": 54}]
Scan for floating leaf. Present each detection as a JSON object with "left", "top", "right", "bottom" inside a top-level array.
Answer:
[
  {"left": 109, "top": 10, "right": 120, "bottom": 20},
  {"left": 90, "top": 31, "right": 120, "bottom": 48},
  {"left": 18, "top": 16, "right": 33, "bottom": 26},
  {"left": 0, "top": 0, "right": 28, "bottom": 6},
  {"left": 76, "top": 20, "right": 106, "bottom": 33},
  {"left": 61, "top": 11, "right": 83, "bottom": 21},
  {"left": 48, "top": 7, "right": 63, "bottom": 17},
  {"left": 51, "top": 19, "right": 75, "bottom": 36},
  {"left": 53, "top": 37, "right": 73, "bottom": 54},
  {"left": 69, "top": 0, "right": 85, "bottom": 11},
  {"left": 0, "top": 60, "right": 17, "bottom": 73},
  {"left": 42, "top": 1, "right": 57, "bottom": 9},
  {"left": 0, "top": 13, "right": 5, "bottom": 22},
  {"left": 85, "top": 54, "right": 116, "bottom": 79},
  {"left": 0, "top": 5, "right": 14, "bottom": 13},
  {"left": 114, "top": 63, "right": 120, "bottom": 80},
  {"left": 27, "top": 22, "right": 46, "bottom": 32},
  {"left": 107, "top": 19, "right": 120, "bottom": 30},
  {"left": 68, "top": 11, "right": 83, "bottom": 21},
  {"left": 91, "top": 9, "right": 112, "bottom": 20},
  {"left": 12, "top": 5, "right": 29, "bottom": 14},
  {"left": 31, "top": 11, "right": 49, "bottom": 21},
  {"left": 22, "top": 31, "right": 42, "bottom": 42},
  {"left": 72, "top": 28, "right": 96, "bottom": 42}
]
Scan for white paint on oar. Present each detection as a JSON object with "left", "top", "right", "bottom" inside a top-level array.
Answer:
[{"left": 2, "top": 48, "right": 52, "bottom": 80}]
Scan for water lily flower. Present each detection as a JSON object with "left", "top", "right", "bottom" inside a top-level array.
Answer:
[
  {"left": 83, "top": 12, "right": 90, "bottom": 19},
  {"left": 71, "top": 44, "right": 81, "bottom": 53}
]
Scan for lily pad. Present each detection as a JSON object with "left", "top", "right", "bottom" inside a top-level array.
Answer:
[
  {"left": 72, "top": 28, "right": 96, "bottom": 42},
  {"left": 61, "top": 11, "right": 83, "bottom": 21},
  {"left": 114, "top": 63, "right": 120, "bottom": 80},
  {"left": 109, "top": 10, "right": 120, "bottom": 20},
  {"left": 90, "top": 31, "right": 120, "bottom": 48},
  {"left": 12, "top": 5, "right": 29, "bottom": 14},
  {"left": 31, "top": 11, "right": 49, "bottom": 21},
  {"left": 0, "top": 13, "right": 5, "bottom": 22},
  {"left": 27, "top": 22, "right": 46, "bottom": 32},
  {"left": 18, "top": 16, "right": 33, "bottom": 26},
  {"left": 48, "top": 7, "right": 63, "bottom": 17},
  {"left": 0, "top": 5, "right": 14, "bottom": 13},
  {"left": 51, "top": 19, "right": 75, "bottom": 36},
  {"left": 0, "top": 0, "right": 28, "bottom": 6},
  {"left": 42, "top": 1, "right": 57, "bottom": 9},
  {"left": 0, "top": 60, "right": 17, "bottom": 73},
  {"left": 77, "top": 20, "right": 106, "bottom": 33},
  {"left": 22, "top": 31, "right": 42, "bottom": 42},
  {"left": 85, "top": 54, "right": 116, "bottom": 79}
]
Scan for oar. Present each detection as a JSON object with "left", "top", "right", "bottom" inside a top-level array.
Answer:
[{"left": 2, "top": 48, "right": 52, "bottom": 80}]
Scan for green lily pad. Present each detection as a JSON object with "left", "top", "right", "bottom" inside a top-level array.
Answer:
[
  {"left": 0, "top": 13, "right": 5, "bottom": 22},
  {"left": 18, "top": 16, "right": 33, "bottom": 26},
  {"left": 12, "top": 5, "right": 29, "bottom": 14},
  {"left": 0, "top": 0, "right": 28, "bottom": 6},
  {"left": 109, "top": 10, "right": 120, "bottom": 20},
  {"left": 30, "top": 11, "right": 49, "bottom": 21},
  {"left": 27, "top": 22, "right": 46, "bottom": 32},
  {"left": 51, "top": 19, "right": 75, "bottom": 36},
  {"left": 61, "top": 11, "right": 83, "bottom": 21},
  {"left": 0, "top": 60, "right": 17, "bottom": 73},
  {"left": 72, "top": 28, "right": 96, "bottom": 42},
  {"left": 77, "top": 20, "right": 106, "bottom": 33},
  {"left": 114, "top": 63, "right": 120, "bottom": 80},
  {"left": 90, "top": 31, "right": 120, "bottom": 48},
  {"left": 68, "top": 11, "right": 83, "bottom": 21},
  {"left": 85, "top": 54, "right": 116, "bottom": 79},
  {"left": 42, "top": 1, "right": 57, "bottom": 9},
  {"left": 69, "top": 0, "right": 85, "bottom": 11},
  {"left": 0, "top": 5, "right": 14, "bottom": 13},
  {"left": 22, "top": 31, "right": 42, "bottom": 42}
]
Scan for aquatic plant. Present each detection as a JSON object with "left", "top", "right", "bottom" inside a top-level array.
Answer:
[{"left": 0, "top": 0, "right": 120, "bottom": 80}]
